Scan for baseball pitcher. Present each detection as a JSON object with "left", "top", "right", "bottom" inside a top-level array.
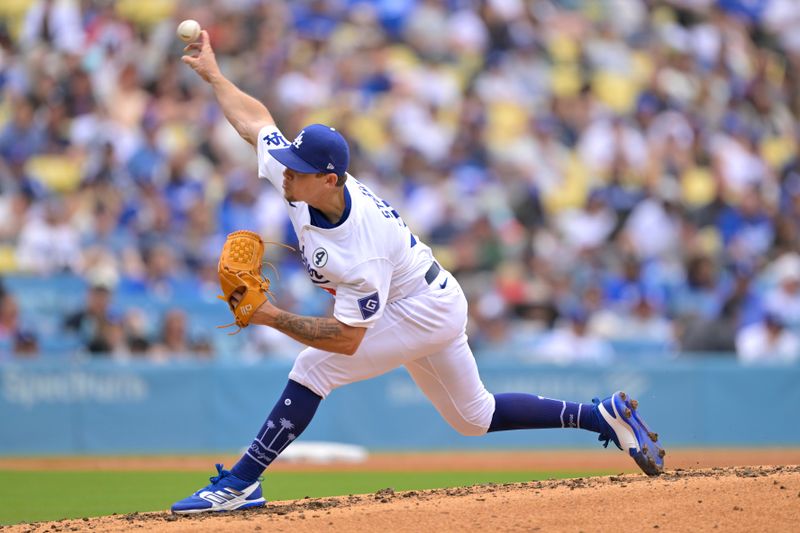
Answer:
[{"left": 171, "top": 31, "right": 664, "bottom": 514}]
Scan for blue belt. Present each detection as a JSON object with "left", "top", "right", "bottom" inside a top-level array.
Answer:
[{"left": 424, "top": 262, "right": 441, "bottom": 285}]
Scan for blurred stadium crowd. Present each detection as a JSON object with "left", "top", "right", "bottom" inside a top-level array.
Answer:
[{"left": 1, "top": 0, "right": 800, "bottom": 364}]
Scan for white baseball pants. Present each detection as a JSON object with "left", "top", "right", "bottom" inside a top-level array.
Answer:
[{"left": 288, "top": 273, "right": 496, "bottom": 436}]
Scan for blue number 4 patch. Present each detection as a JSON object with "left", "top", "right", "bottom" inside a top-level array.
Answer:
[{"left": 358, "top": 292, "right": 380, "bottom": 320}]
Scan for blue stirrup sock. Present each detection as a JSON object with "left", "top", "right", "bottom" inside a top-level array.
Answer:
[
  {"left": 487, "top": 393, "right": 602, "bottom": 433},
  {"left": 231, "top": 379, "right": 322, "bottom": 482}
]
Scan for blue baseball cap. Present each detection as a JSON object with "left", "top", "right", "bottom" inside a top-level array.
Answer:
[{"left": 268, "top": 124, "right": 350, "bottom": 177}]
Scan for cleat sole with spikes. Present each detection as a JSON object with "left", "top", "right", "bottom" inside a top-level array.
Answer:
[
  {"left": 593, "top": 391, "right": 666, "bottom": 476},
  {"left": 621, "top": 392, "right": 665, "bottom": 477}
]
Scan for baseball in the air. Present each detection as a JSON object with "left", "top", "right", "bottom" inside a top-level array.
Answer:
[{"left": 176, "top": 19, "right": 201, "bottom": 42}]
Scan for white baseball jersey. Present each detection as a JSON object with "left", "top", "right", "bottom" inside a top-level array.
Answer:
[
  {"left": 257, "top": 125, "right": 435, "bottom": 328},
  {"left": 256, "top": 124, "right": 495, "bottom": 436}
]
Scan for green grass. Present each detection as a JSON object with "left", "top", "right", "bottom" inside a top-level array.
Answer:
[{"left": 0, "top": 469, "right": 612, "bottom": 525}]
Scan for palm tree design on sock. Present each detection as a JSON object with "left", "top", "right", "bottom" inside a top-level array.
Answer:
[
  {"left": 258, "top": 419, "right": 276, "bottom": 441},
  {"left": 248, "top": 417, "right": 298, "bottom": 467},
  {"left": 276, "top": 433, "right": 297, "bottom": 454},
  {"left": 263, "top": 418, "right": 295, "bottom": 455}
]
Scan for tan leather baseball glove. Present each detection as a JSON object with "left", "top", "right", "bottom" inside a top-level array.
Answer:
[{"left": 217, "top": 230, "right": 272, "bottom": 331}]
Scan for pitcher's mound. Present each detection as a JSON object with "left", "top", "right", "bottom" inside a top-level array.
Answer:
[{"left": 8, "top": 465, "right": 799, "bottom": 532}]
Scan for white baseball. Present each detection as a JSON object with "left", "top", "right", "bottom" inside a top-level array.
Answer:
[{"left": 177, "top": 19, "right": 201, "bottom": 42}]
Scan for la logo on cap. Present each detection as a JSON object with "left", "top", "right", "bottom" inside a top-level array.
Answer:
[{"left": 292, "top": 131, "right": 305, "bottom": 149}]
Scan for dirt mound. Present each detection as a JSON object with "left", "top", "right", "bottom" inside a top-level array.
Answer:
[{"left": 5, "top": 465, "right": 798, "bottom": 532}]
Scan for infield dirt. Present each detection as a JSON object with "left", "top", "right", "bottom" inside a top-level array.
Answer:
[{"left": 2, "top": 451, "right": 799, "bottom": 532}]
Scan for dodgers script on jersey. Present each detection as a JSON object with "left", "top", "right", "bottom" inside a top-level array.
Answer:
[{"left": 257, "top": 125, "right": 436, "bottom": 328}]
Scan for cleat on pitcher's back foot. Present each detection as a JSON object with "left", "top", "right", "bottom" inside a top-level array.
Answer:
[
  {"left": 171, "top": 464, "right": 266, "bottom": 514},
  {"left": 592, "top": 391, "right": 665, "bottom": 476}
]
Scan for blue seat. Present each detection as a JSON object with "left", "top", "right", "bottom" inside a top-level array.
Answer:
[
  {"left": 4, "top": 274, "right": 87, "bottom": 314},
  {"left": 38, "top": 335, "right": 83, "bottom": 357},
  {"left": 188, "top": 301, "right": 229, "bottom": 327},
  {"left": 608, "top": 339, "right": 674, "bottom": 359}
]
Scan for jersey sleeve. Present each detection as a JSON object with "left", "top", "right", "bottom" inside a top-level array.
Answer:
[
  {"left": 256, "top": 124, "right": 291, "bottom": 190},
  {"left": 332, "top": 259, "right": 393, "bottom": 328}
]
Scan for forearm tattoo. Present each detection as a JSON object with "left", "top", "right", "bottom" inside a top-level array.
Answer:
[{"left": 273, "top": 312, "right": 343, "bottom": 342}]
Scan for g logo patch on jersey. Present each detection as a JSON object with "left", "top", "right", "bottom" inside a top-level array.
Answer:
[
  {"left": 358, "top": 292, "right": 380, "bottom": 320},
  {"left": 312, "top": 247, "right": 328, "bottom": 268}
]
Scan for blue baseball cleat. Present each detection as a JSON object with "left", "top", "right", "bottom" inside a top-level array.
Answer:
[
  {"left": 593, "top": 391, "right": 665, "bottom": 476},
  {"left": 171, "top": 464, "right": 266, "bottom": 514}
]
